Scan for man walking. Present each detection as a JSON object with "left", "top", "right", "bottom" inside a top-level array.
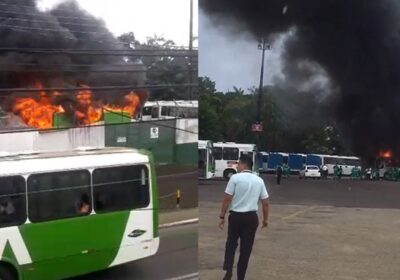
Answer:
[{"left": 219, "top": 155, "right": 269, "bottom": 280}]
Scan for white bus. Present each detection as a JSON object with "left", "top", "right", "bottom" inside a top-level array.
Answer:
[
  {"left": 323, "top": 155, "right": 362, "bottom": 175},
  {"left": 141, "top": 100, "right": 198, "bottom": 120},
  {"left": 307, "top": 154, "right": 362, "bottom": 176},
  {"left": 212, "top": 142, "right": 258, "bottom": 179},
  {"left": 198, "top": 140, "right": 215, "bottom": 179},
  {"left": 0, "top": 147, "right": 159, "bottom": 280}
]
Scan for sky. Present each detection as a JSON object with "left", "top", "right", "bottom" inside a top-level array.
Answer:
[
  {"left": 199, "top": 10, "right": 284, "bottom": 92},
  {"left": 37, "top": 0, "right": 198, "bottom": 47}
]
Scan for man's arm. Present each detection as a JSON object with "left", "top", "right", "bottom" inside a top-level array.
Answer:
[
  {"left": 219, "top": 177, "right": 235, "bottom": 229},
  {"left": 220, "top": 193, "right": 233, "bottom": 219},
  {"left": 261, "top": 198, "right": 269, "bottom": 228}
]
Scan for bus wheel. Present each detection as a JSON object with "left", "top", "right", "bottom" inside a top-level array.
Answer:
[{"left": 0, "top": 264, "right": 17, "bottom": 280}]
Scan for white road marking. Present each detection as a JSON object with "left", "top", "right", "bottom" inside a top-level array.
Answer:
[
  {"left": 163, "top": 272, "right": 199, "bottom": 280},
  {"left": 159, "top": 218, "right": 199, "bottom": 229}
]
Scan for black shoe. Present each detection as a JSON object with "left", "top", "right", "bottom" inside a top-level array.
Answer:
[{"left": 223, "top": 271, "right": 232, "bottom": 280}]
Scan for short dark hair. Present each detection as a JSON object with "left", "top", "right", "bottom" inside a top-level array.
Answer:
[{"left": 239, "top": 155, "right": 253, "bottom": 170}]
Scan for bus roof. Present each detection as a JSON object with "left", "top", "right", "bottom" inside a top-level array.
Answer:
[
  {"left": 213, "top": 142, "right": 256, "bottom": 150},
  {"left": 0, "top": 147, "right": 150, "bottom": 177},
  {"left": 144, "top": 100, "right": 198, "bottom": 107},
  {"left": 198, "top": 140, "right": 213, "bottom": 149}
]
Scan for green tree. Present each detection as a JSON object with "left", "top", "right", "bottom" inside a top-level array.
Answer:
[{"left": 118, "top": 33, "right": 196, "bottom": 100}]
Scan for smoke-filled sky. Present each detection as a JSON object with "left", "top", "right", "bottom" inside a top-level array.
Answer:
[
  {"left": 199, "top": 10, "right": 284, "bottom": 92},
  {"left": 201, "top": 0, "right": 400, "bottom": 160},
  {"left": 39, "top": 0, "right": 198, "bottom": 47}
]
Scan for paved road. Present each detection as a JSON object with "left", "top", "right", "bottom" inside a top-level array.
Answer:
[
  {"left": 200, "top": 176, "right": 400, "bottom": 280},
  {"left": 157, "top": 169, "right": 197, "bottom": 210},
  {"left": 200, "top": 174, "right": 400, "bottom": 209},
  {"left": 71, "top": 224, "right": 198, "bottom": 280}
]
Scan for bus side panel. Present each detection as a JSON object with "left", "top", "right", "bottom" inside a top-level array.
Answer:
[
  {"left": 19, "top": 212, "right": 130, "bottom": 280},
  {"left": 306, "top": 155, "right": 322, "bottom": 167},
  {"left": 267, "top": 154, "right": 283, "bottom": 171},
  {"left": 288, "top": 154, "right": 303, "bottom": 171}
]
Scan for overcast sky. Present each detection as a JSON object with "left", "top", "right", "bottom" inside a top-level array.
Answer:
[
  {"left": 37, "top": 0, "right": 198, "bottom": 47},
  {"left": 199, "top": 10, "right": 284, "bottom": 92}
]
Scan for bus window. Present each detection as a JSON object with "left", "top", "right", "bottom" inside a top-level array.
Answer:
[
  {"left": 142, "top": 107, "right": 152, "bottom": 116},
  {"left": 151, "top": 107, "right": 159, "bottom": 119},
  {"left": 0, "top": 176, "right": 26, "bottom": 228},
  {"left": 27, "top": 170, "right": 91, "bottom": 222},
  {"left": 213, "top": 147, "right": 223, "bottom": 160},
  {"left": 223, "top": 148, "right": 239, "bottom": 160},
  {"left": 199, "top": 149, "right": 206, "bottom": 169},
  {"left": 93, "top": 165, "right": 150, "bottom": 213}
]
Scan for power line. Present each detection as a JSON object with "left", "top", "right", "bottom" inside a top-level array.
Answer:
[
  {"left": 0, "top": 47, "right": 198, "bottom": 57},
  {"left": 0, "top": 68, "right": 197, "bottom": 74},
  {"left": 0, "top": 118, "right": 199, "bottom": 135},
  {"left": 0, "top": 8, "right": 98, "bottom": 22},
  {"left": 0, "top": 83, "right": 198, "bottom": 95},
  {"left": 0, "top": 15, "right": 103, "bottom": 29},
  {"left": 0, "top": 23, "right": 111, "bottom": 36}
]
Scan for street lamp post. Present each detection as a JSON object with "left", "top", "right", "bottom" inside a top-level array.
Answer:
[
  {"left": 188, "top": 0, "right": 194, "bottom": 100},
  {"left": 254, "top": 38, "right": 270, "bottom": 152}
]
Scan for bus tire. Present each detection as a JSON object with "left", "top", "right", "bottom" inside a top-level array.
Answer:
[
  {"left": 223, "top": 169, "right": 236, "bottom": 180},
  {"left": 0, "top": 263, "right": 17, "bottom": 280}
]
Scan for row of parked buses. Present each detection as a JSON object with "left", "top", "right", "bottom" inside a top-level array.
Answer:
[
  {"left": 198, "top": 141, "right": 258, "bottom": 180},
  {"left": 198, "top": 140, "right": 362, "bottom": 179},
  {"left": 258, "top": 152, "right": 362, "bottom": 176}
]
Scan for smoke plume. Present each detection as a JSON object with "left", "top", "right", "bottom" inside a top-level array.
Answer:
[
  {"left": 0, "top": 0, "right": 146, "bottom": 117},
  {"left": 201, "top": 0, "right": 400, "bottom": 161}
]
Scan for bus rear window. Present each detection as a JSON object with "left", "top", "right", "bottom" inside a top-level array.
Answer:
[
  {"left": 0, "top": 176, "right": 26, "bottom": 228},
  {"left": 142, "top": 107, "right": 152, "bottom": 116},
  {"left": 93, "top": 165, "right": 150, "bottom": 213},
  {"left": 223, "top": 148, "right": 239, "bottom": 160},
  {"left": 28, "top": 170, "right": 91, "bottom": 223}
]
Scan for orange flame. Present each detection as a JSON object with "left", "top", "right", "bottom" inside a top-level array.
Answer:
[
  {"left": 11, "top": 83, "right": 146, "bottom": 129},
  {"left": 12, "top": 83, "right": 63, "bottom": 129},
  {"left": 379, "top": 150, "right": 392, "bottom": 159},
  {"left": 103, "top": 91, "right": 141, "bottom": 117}
]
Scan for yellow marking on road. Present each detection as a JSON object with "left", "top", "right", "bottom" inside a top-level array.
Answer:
[{"left": 280, "top": 205, "right": 318, "bottom": 221}]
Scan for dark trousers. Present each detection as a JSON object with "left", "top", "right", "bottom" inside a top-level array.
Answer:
[
  {"left": 277, "top": 173, "right": 282, "bottom": 184},
  {"left": 223, "top": 211, "right": 259, "bottom": 280}
]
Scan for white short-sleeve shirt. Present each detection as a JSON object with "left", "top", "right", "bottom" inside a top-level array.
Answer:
[{"left": 225, "top": 170, "right": 269, "bottom": 212}]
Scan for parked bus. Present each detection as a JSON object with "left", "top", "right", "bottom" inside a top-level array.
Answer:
[
  {"left": 266, "top": 152, "right": 288, "bottom": 172},
  {"left": 213, "top": 142, "right": 258, "bottom": 179},
  {"left": 198, "top": 140, "right": 215, "bottom": 179},
  {"left": 0, "top": 147, "right": 159, "bottom": 280},
  {"left": 141, "top": 100, "right": 198, "bottom": 120},
  {"left": 323, "top": 155, "right": 362, "bottom": 176},
  {"left": 306, "top": 154, "right": 361, "bottom": 176},
  {"left": 288, "top": 153, "right": 306, "bottom": 173},
  {"left": 306, "top": 154, "right": 324, "bottom": 167},
  {"left": 258, "top": 152, "right": 269, "bottom": 172}
]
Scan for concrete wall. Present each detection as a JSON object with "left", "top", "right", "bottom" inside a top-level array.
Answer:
[{"left": 0, "top": 125, "right": 105, "bottom": 153}]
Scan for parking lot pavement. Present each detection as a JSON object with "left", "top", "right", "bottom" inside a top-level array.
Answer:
[{"left": 199, "top": 177, "right": 400, "bottom": 280}]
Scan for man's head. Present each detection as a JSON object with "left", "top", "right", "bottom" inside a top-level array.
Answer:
[{"left": 237, "top": 155, "right": 253, "bottom": 172}]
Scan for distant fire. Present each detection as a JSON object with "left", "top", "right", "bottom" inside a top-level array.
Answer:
[
  {"left": 10, "top": 82, "right": 147, "bottom": 129},
  {"left": 379, "top": 150, "right": 393, "bottom": 159}
]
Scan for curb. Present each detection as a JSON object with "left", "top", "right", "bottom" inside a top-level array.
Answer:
[{"left": 159, "top": 218, "right": 199, "bottom": 229}]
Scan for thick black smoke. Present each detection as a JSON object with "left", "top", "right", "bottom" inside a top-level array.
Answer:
[
  {"left": 0, "top": 0, "right": 145, "bottom": 110},
  {"left": 201, "top": 0, "right": 400, "bottom": 162}
]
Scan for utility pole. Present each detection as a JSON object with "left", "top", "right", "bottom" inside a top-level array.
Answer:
[
  {"left": 188, "top": 0, "right": 194, "bottom": 100},
  {"left": 253, "top": 38, "right": 270, "bottom": 152}
]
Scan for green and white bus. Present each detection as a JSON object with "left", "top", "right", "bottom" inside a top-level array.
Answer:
[
  {"left": 198, "top": 140, "right": 215, "bottom": 179},
  {"left": 0, "top": 147, "right": 159, "bottom": 280},
  {"left": 212, "top": 142, "right": 259, "bottom": 180}
]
